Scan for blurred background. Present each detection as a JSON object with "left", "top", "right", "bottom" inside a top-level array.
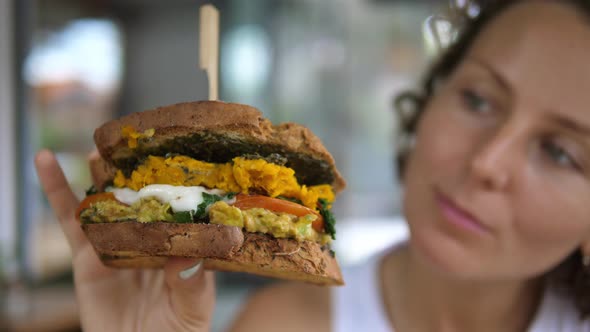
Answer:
[{"left": 0, "top": 0, "right": 459, "bottom": 330}]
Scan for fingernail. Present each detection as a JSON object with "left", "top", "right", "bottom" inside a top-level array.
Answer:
[
  {"left": 179, "top": 260, "right": 203, "bottom": 280},
  {"left": 35, "top": 149, "right": 53, "bottom": 166}
]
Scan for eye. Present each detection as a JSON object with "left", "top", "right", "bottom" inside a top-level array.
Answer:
[
  {"left": 461, "top": 89, "right": 492, "bottom": 114},
  {"left": 541, "top": 140, "right": 579, "bottom": 170}
]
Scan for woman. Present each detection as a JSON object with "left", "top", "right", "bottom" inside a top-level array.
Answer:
[{"left": 34, "top": 0, "right": 590, "bottom": 331}]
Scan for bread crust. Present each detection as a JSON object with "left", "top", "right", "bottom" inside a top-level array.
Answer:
[
  {"left": 93, "top": 100, "right": 345, "bottom": 192},
  {"left": 204, "top": 232, "right": 343, "bottom": 286},
  {"left": 94, "top": 101, "right": 267, "bottom": 158},
  {"left": 82, "top": 222, "right": 343, "bottom": 286}
]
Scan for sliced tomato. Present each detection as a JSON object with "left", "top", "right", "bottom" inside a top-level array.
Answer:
[
  {"left": 75, "top": 192, "right": 118, "bottom": 220},
  {"left": 233, "top": 194, "right": 325, "bottom": 232}
]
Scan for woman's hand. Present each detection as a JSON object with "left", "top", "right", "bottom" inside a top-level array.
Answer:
[{"left": 34, "top": 149, "right": 216, "bottom": 332}]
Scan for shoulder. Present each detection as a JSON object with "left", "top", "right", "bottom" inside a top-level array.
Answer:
[{"left": 228, "top": 281, "right": 331, "bottom": 332}]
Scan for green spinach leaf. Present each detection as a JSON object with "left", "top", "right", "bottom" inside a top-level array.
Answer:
[
  {"left": 173, "top": 211, "right": 194, "bottom": 223},
  {"left": 318, "top": 198, "right": 336, "bottom": 240}
]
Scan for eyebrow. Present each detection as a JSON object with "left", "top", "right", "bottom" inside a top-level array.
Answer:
[
  {"left": 547, "top": 113, "right": 590, "bottom": 137},
  {"left": 464, "top": 57, "right": 513, "bottom": 93},
  {"left": 465, "top": 57, "right": 590, "bottom": 138}
]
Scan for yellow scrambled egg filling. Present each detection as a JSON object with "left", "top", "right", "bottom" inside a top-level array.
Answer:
[
  {"left": 113, "top": 155, "right": 334, "bottom": 209},
  {"left": 121, "top": 126, "right": 155, "bottom": 148}
]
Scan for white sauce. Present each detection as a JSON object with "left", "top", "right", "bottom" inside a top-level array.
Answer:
[{"left": 107, "top": 184, "right": 236, "bottom": 212}]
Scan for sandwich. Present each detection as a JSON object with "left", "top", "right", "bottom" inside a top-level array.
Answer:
[{"left": 78, "top": 100, "right": 346, "bottom": 285}]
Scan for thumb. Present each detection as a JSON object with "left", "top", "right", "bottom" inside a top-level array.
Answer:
[{"left": 164, "top": 258, "right": 216, "bottom": 329}]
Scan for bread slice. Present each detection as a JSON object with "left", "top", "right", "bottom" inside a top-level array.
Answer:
[
  {"left": 94, "top": 100, "right": 346, "bottom": 192},
  {"left": 82, "top": 222, "right": 343, "bottom": 286},
  {"left": 82, "top": 222, "right": 245, "bottom": 258}
]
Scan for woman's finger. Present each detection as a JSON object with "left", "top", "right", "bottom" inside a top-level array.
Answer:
[
  {"left": 164, "top": 258, "right": 216, "bottom": 328},
  {"left": 88, "top": 150, "right": 100, "bottom": 160},
  {"left": 34, "top": 149, "right": 87, "bottom": 252}
]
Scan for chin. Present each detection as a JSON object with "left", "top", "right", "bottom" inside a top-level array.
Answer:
[{"left": 405, "top": 210, "right": 489, "bottom": 280}]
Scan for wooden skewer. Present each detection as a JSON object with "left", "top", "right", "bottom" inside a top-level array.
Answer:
[{"left": 199, "top": 4, "right": 219, "bottom": 101}]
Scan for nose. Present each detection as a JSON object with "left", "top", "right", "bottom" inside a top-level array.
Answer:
[{"left": 469, "top": 128, "right": 517, "bottom": 191}]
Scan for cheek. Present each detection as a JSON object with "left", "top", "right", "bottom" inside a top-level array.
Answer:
[
  {"left": 402, "top": 95, "right": 478, "bottom": 225},
  {"left": 401, "top": 100, "right": 488, "bottom": 275},
  {"left": 509, "top": 176, "right": 590, "bottom": 273},
  {"left": 407, "top": 98, "right": 477, "bottom": 182},
  {"left": 402, "top": 104, "right": 452, "bottom": 215}
]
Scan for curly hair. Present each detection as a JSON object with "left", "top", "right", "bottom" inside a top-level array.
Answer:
[{"left": 394, "top": 0, "right": 590, "bottom": 318}]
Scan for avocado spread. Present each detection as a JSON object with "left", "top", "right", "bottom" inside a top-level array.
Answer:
[
  {"left": 209, "top": 201, "right": 331, "bottom": 244},
  {"left": 79, "top": 197, "right": 173, "bottom": 223}
]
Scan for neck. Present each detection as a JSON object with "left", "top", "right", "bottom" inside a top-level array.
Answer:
[{"left": 382, "top": 245, "right": 544, "bottom": 332}]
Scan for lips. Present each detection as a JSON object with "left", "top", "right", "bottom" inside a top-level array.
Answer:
[{"left": 435, "top": 190, "right": 491, "bottom": 234}]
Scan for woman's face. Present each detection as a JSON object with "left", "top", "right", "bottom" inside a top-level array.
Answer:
[{"left": 403, "top": 1, "right": 590, "bottom": 280}]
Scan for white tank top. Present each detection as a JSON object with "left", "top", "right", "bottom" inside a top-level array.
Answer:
[
  {"left": 331, "top": 237, "right": 590, "bottom": 332},
  {"left": 331, "top": 246, "right": 394, "bottom": 332}
]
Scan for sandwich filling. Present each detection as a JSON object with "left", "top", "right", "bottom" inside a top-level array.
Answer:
[{"left": 78, "top": 153, "right": 337, "bottom": 244}]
